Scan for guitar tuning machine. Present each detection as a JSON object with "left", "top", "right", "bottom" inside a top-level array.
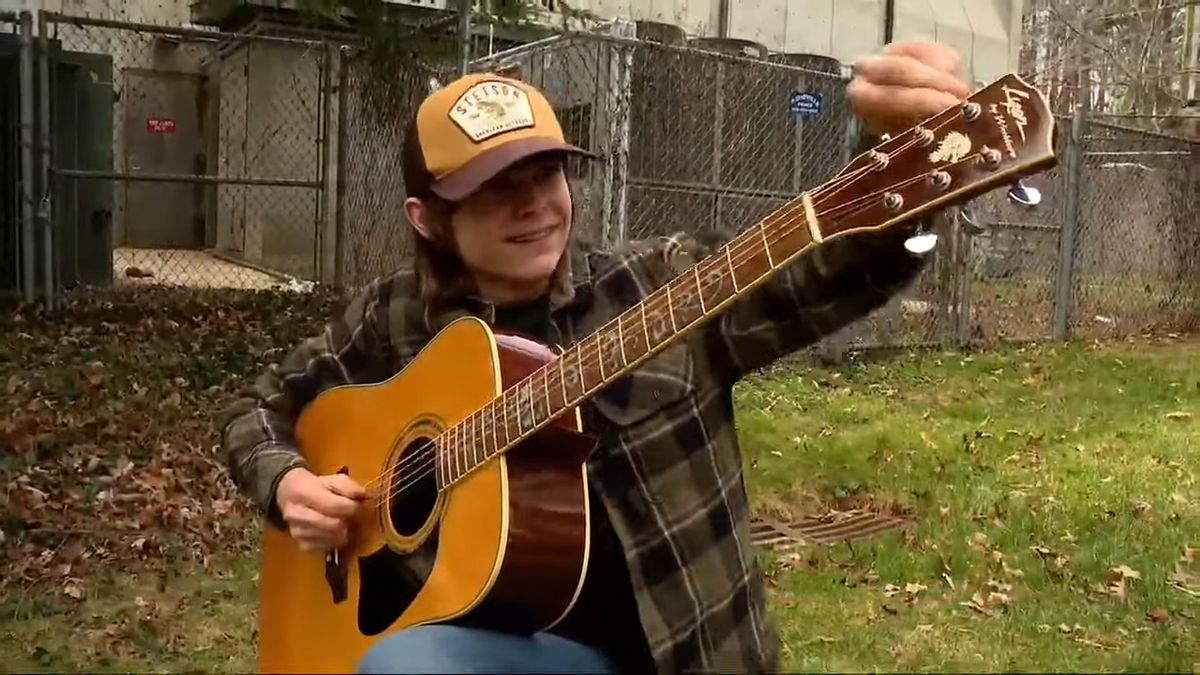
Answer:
[{"left": 904, "top": 229, "right": 939, "bottom": 255}]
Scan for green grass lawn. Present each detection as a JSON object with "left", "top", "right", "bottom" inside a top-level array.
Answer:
[
  {"left": 1, "top": 337, "right": 1196, "bottom": 672},
  {"left": 741, "top": 338, "right": 1198, "bottom": 672}
]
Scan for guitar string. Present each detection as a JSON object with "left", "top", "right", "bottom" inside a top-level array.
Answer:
[
  {"left": 364, "top": 111, "right": 980, "bottom": 499},
  {"left": 376, "top": 165, "right": 976, "bottom": 502},
  {"left": 372, "top": 147, "right": 992, "bottom": 503},
  {"left": 373, "top": 146, "right": 980, "bottom": 502},
  {"left": 367, "top": 122, "right": 983, "bottom": 500}
]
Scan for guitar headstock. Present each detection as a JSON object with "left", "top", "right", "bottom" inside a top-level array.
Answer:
[{"left": 820, "top": 73, "right": 1057, "bottom": 237}]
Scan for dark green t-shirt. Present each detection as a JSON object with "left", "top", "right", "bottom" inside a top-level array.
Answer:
[{"left": 491, "top": 296, "right": 653, "bottom": 670}]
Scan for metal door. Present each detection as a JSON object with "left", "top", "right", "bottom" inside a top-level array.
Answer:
[
  {"left": 0, "top": 37, "right": 18, "bottom": 291},
  {"left": 122, "top": 68, "right": 203, "bottom": 248}
]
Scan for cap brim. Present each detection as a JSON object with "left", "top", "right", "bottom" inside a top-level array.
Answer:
[{"left": 429, "top": 137, "right": 599, "bottom": 201}]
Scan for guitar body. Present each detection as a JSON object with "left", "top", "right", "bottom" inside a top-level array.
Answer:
[{"left": 257, "top": 317, "right": 595, "bottom": 673}]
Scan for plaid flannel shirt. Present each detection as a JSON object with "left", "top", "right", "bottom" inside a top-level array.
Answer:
[{"left": 220, "top": 222, "right": 928, "bottom": 674}]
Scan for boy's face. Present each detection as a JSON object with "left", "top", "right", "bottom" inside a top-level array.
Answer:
[{"left": 441, "top": 153, "right": 573, "bottom": 304}]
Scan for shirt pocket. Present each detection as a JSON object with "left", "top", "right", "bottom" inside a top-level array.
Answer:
[{"left": 589, "top": 341, "right": 697, "bottom": 429}]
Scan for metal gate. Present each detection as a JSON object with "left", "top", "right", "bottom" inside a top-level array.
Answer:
[{"left": 39, "top": 12, "right": 333, "bottom": 292}]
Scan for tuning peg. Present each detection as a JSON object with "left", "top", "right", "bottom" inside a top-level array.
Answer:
[
  {"left": 1007, "top": 180, "right": 1042, "bottom": 207},
  {"left": 957, "top": 205, "right": 987, "bottom": 236},
  {"left": 904, "top": 229, "right": 938, "bottom": 255}
]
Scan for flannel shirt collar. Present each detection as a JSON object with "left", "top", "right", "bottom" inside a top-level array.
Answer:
[{"left": 421, "top": 240, "right": 596, "bottom": 335}]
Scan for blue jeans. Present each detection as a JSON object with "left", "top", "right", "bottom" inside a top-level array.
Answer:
[{"left": 356, "top": 625, "right": 619, "bottom": 674}]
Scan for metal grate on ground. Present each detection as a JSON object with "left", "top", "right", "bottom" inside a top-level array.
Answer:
[{"left": 749, "top": 510, "right": 912, "bottom": 551}]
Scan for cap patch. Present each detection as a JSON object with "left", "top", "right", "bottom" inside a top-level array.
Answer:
[{"left": 448, "top": 80, "right": 536, "bottom": 142}]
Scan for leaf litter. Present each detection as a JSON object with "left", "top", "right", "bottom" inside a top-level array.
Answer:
[{"left": 0, "top": 285, "right": 340, "bottom": 592}]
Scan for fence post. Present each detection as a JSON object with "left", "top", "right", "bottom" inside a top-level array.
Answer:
[
  {"left": 18, "top": 10, "right": 35, "bottom": 304},
  {"left": 1052, "top": 106, "right": 1085, "bottom": 340},
  {"left": 332, "top": 46, "right": 350, "bottom": 291},
  {"left": 817, "top": 112, "right": 860, "bottom": 363},
  {"left": 37, "top": 10, "right": 54, "bottom": 308},
  {"left": 602, "top": 20, "right": 633, "bottom": 248},
  {"left": 457, "top": 0, "right": 471, "bottom": 76},
  {"left": 316, "top": 41, "right": 337, "bottom": 286}
]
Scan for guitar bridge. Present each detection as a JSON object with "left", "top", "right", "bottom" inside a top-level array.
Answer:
[
  {"left": 325, "top": 548, "right": 348, "bottom": 604},
  {"left": 324, "top": 464, "right": 350, "bottom": 604}
]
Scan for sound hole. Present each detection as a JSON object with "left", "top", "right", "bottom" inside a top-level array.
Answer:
[{"left": 389, "top": 436, "right": 439, "bottom": 537}]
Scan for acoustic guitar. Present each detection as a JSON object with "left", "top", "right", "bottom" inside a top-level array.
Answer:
[{"left": 256, "top": 73, "right": 1057, "bottom": 673}]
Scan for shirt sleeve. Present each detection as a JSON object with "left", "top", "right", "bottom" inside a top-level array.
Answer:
[
  {"left": 655, "top": 219, "right": 931, "bottom": 384},
  {"left": 217, "top": 278, "right": 392, "bottom": 529}
]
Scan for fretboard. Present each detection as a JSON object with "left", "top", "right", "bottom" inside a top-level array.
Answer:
[{"left": 435, "top": 192, "right": 822, "bottom": 490}]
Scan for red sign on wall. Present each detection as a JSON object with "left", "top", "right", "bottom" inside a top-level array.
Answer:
[{"left": 146, "top": 117, "right": 177, "bottom": 134}]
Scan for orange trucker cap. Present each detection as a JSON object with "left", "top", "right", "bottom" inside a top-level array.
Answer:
[{"left": 403, "top": 72, "right": 597, "bottom": 201}]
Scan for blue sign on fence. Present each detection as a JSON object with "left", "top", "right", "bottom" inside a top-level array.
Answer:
[{"left": 789, "top": 91, "right": 822, "bottom": 118}]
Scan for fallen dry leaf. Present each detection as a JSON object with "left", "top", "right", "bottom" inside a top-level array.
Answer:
[
  {"left": 1108, "top": 565, "right": 1142, "bottom": 582},
  {"left": 884, "top": 581, "right": 928, "bottom": 606},
  {"left": 1096, "top": 565, "right": 1142, "bottom": 602},
  {"left": 62, "top": 579, "right": 84, "bottom": 599},
  {"left": 1165, "top": 411, "right": 1192, "bottom": 421},
  {"left": 1031, "top": 544, "right": 1071, "bottom": 576},
  {"left": 1146, "top": 608, "right": 1169, "bottom": 623},
  {"left": 960, "top": 592, "right": 994, "bottom": 616}
]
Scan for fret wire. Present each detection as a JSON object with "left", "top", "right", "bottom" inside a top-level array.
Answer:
[
  {"left": 577, "top": 346, "right": 587, "bottom": 394},
  {"left": 436, "top": 433, "right": 444, "bottom": 488},
  {"left": 460, "top": 413, "right": 470, "bottom": 471},
  {"left": 450, "top": 423, "right": 459, "bottom": 484},
  {"left": 559, "top": 359, "right": 569, "bottom": 414},
  {"left": 595, "top": 333, "right": 605, "bottom": 381},
  {"left": 724, "top": 244, "right": 741, "bottom": 292},
  {"left": 470, "top": 411, "right": 478, "bottom": 468},
  {"left": 489, "top": 401, "right": 499, "bottom": 458},
  {"left": 523, "top": 380, "right": 535, "bottom": 432},
  {"left": 693, "top": 265, "right": 706, "bottom": 313},
  {"left": 665, "top": 284, "right": 677, "bottom": 332},
  {"left": 617, "top": 316, "right": 627, "bottom": 366},
  {"left": 502, "top": 391, "right": 511, "bottom": 446},
  {"left": 458, "top": 420, "right": 466, "bottom": 480},
  {"left": 639, "top": 301, "right": 651, "bottom": 348},
  {"left": 445, "top": 424, "right": 453, "bottom": 484},
  {"left": 510, "top": 386, "right": 519, "bottom": 438},
  {"left": 759, "top": 221, "right": 775, "bottom": 268},
  {"left": 542, "top": 366, "right": 552, "bottom": 420}
]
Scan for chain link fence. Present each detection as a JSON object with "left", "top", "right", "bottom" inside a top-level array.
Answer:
[
  {"left": 334, "top": 45, "right": 447, "bottom": 289},
  {"left": 6, "top": 10, "right": 333, "bottom": 297},
  {"left": 1071, "top": 121, "right": 1199, "bottom": 338}
]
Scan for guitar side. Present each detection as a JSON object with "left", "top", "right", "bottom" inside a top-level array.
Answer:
[{"left": 256, "top": 317, "right": 592, "bottom": 673}]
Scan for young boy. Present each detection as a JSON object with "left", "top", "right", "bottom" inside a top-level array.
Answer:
[{"left": 221, "top": 42, "right": 970, "bottom": 674}]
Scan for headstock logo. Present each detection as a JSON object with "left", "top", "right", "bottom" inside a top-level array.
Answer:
[
  {"left": 929, "top": 131, "right": 972, "bottom": 164},
  {"left": 990, "top": 84, "right": 1031, "bottom": 158}
]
